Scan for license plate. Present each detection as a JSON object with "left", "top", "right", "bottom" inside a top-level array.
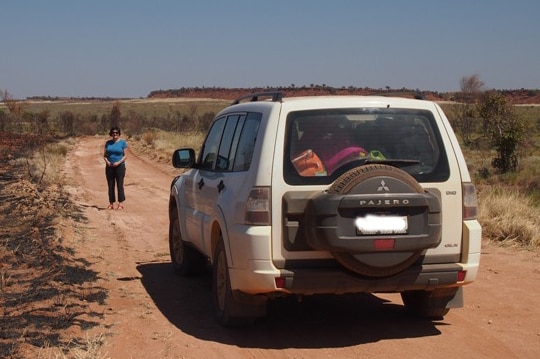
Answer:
[{"left": 355, "top": 214, "right": 408, "bottom": 235}]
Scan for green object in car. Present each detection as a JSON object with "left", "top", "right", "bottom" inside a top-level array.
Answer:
[{"left": 369, "top": 150, "right": 385, "bottom": 160}]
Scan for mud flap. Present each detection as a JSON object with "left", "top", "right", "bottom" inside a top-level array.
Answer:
[
  {"left": 231, "top": 290, "right": 268, "bottom": 317},
  {"left": 441, "top": 286, "right": 464, "bottom": 309}
]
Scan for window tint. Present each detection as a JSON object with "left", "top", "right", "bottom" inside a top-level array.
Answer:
[
  {"left": 233, "top": 112, "right": 261, "bottom": 172},
  {"left": 284, "top": 108, "right": 449, "bottom": 184},
  {"left": 199, "top": 117, "right": 226, "bottom": 170},
  {"left": 216, "top": 115, "right": 242, "bottom": 171},
  {"left": 227, "top": 116, "right": 246, "bottom": 170},
  {"left": 199, "top": 113, "right": 260, "bottom": 172}
]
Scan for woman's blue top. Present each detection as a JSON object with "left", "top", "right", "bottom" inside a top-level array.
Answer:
[{"left": 105, "top": 139, "right": 127, "bottom": 163}]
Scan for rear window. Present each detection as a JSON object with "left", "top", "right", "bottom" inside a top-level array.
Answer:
[{"left": 283, "top": 108, "right": 450, "bottom": 185}]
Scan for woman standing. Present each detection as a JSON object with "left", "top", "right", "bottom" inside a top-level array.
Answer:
[{"left": 104, "top": 126, "right": 128, "bottom": 209}]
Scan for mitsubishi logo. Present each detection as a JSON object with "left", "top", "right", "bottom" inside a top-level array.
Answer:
[{"left": 377, "top": 180, "right": 390, "bottom": 192}]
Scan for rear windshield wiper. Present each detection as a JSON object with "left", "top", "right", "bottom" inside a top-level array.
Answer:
[
  {"left": 335, "top": 158, "right": 422, "bottom": 176},
  {"left": 364, "top": 158, "right": 421, "bottom": 168}
]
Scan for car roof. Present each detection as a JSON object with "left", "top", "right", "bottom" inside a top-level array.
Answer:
[
  {"left": 225, "top": 94, "right": 438, "bottom": 113},
  {"left": 282, "top": 95, "right": 434, "bottom": 107}
]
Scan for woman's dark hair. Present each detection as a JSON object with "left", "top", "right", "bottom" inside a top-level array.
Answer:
[{"left": 109, "top": 126, "right": 121, "bottom": 136}]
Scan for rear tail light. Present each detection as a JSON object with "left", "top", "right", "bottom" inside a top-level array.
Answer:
[
  {"left": 245, "top": 187, "right": 271, "bottom": 225},
  {"left": 463, "top": 182, "right": 478, "bottom": 220},
  {"left": 275, "top": 277, "right": 286, "bottom": 289}
]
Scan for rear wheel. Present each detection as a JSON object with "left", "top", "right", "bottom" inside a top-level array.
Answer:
[
  {"left": 169, "top": 215, "right": 206, "bottom": 276},
  {"left": 212, "top": 236, "right": 267, "bottom": 327},
  {"left": 400, "top": 288, "right": 461, "bottom": 319}
]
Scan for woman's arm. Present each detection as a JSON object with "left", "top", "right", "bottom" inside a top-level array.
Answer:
[
  {"left": 103, "top": 146, "right": 111, "bottom": 166},
  {"left": 114, "top": 152, "right": 127, "bottom": 166}
]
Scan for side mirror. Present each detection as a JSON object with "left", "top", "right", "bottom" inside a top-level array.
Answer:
[{"left": 172, "top": 148, "right": 196, "bottom": 168}]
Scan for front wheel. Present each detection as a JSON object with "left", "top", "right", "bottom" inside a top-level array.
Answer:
[
  {"left": 212, "top": 236, "right": 267, "bottom": 327},
  {"left": 169, "top": 215, "right": 206, "bottom": 276}
]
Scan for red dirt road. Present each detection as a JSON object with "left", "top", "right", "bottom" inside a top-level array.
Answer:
[{"left": 61, "top": 136, "right": 540, "bottom": 358}]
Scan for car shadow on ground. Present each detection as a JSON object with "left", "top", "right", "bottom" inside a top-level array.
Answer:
[{"left": 136, "top": 261, "right": 444, "bottom": 349}]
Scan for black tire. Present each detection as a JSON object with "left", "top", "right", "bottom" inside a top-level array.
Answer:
[
  {"left": 328, "top": 164, "right": 425, "bottom": 277},
  {"left": 169, "top": 215, "right": 206, "bottom": 276},
  {"left": 212, "top": 236, "right": 266, "bottom": 327},
  {"left": 401, "top": 289, "right": 455, "bottom": 319}
]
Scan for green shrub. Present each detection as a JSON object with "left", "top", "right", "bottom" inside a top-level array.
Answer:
[{"left": 477, "top": 91, "right": 525, "bottom": 173}]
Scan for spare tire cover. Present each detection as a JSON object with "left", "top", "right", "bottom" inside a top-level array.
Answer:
[{"left": 305, "top": 164, "right": 441, "bottom": 277}]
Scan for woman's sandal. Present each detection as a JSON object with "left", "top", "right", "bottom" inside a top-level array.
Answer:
[
  {"left": 107, "top": 204, "right": 114, "bottom": 210},
  {"left": 117, "top": 204, "right": 125, "bottom": 210}
]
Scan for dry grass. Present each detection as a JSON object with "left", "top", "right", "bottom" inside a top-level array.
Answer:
[
  {"left": 155, "top": 130, "right": 205, "bottom": 152},
  {"left": 463, "top": 137, "right": 540, "bottom": 249},
  {"left": 37, "top": 334, "right": 108, "bottom": 359},
  {"left": 0, "top": 134, "right": 107, "bottom": 359},
  {"left": 478, "top": 185, "right": 540, "bottom": 249},
  {"left": 131, "top": 129, "right": 205, "bottom": 164},
  {"left": 9, "top": 139, "right": 74, "bottom": 187},
  {"left": 514, "top": 155, "right": 540, "bottom": 202}
]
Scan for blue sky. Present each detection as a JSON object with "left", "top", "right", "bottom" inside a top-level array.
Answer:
[{"left": 1, "top": 0, "right": 539, "bottom": 99}]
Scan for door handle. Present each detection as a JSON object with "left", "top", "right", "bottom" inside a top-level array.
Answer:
[
  {"left": 198, "top": 178, "right": 204, "bottom": 190},
  {"left": 217, "top": 180, "right": 225, "bottom": 193}
]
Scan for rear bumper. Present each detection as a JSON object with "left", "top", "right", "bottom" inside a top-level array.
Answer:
[
  {"left": 280, "top": 263, "right": 463, "bottom": 295},
  {"left": 227, "top": 220, "right": 481, "bottom": 296},
  {"left": 230, "top": 260, "right": 469, "bottom": 296},
  {"left": 460, "top": 219, "right": 482, "bottom": 283}
]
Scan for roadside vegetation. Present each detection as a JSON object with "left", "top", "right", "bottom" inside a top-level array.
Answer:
[
  {"left": 2, "top": 82, "right": 539, "bottom": 249},
  {"left": 0, "top": 132, "right": 106, "bottom": 358},
  {"left": 1, "top": 81, "right": 539, "bottom": 356}
]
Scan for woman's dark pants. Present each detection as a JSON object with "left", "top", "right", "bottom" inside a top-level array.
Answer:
[{"left": 105, "top": 163, "right": 126, "bottom": 203}]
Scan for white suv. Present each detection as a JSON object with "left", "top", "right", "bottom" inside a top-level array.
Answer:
[{"left": 169, "top": 92, "right": 481, "bottom": 326}]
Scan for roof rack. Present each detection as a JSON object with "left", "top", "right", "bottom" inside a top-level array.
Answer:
[{"left": 230, "top": 91, "right": 283, "bottom": 105}]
